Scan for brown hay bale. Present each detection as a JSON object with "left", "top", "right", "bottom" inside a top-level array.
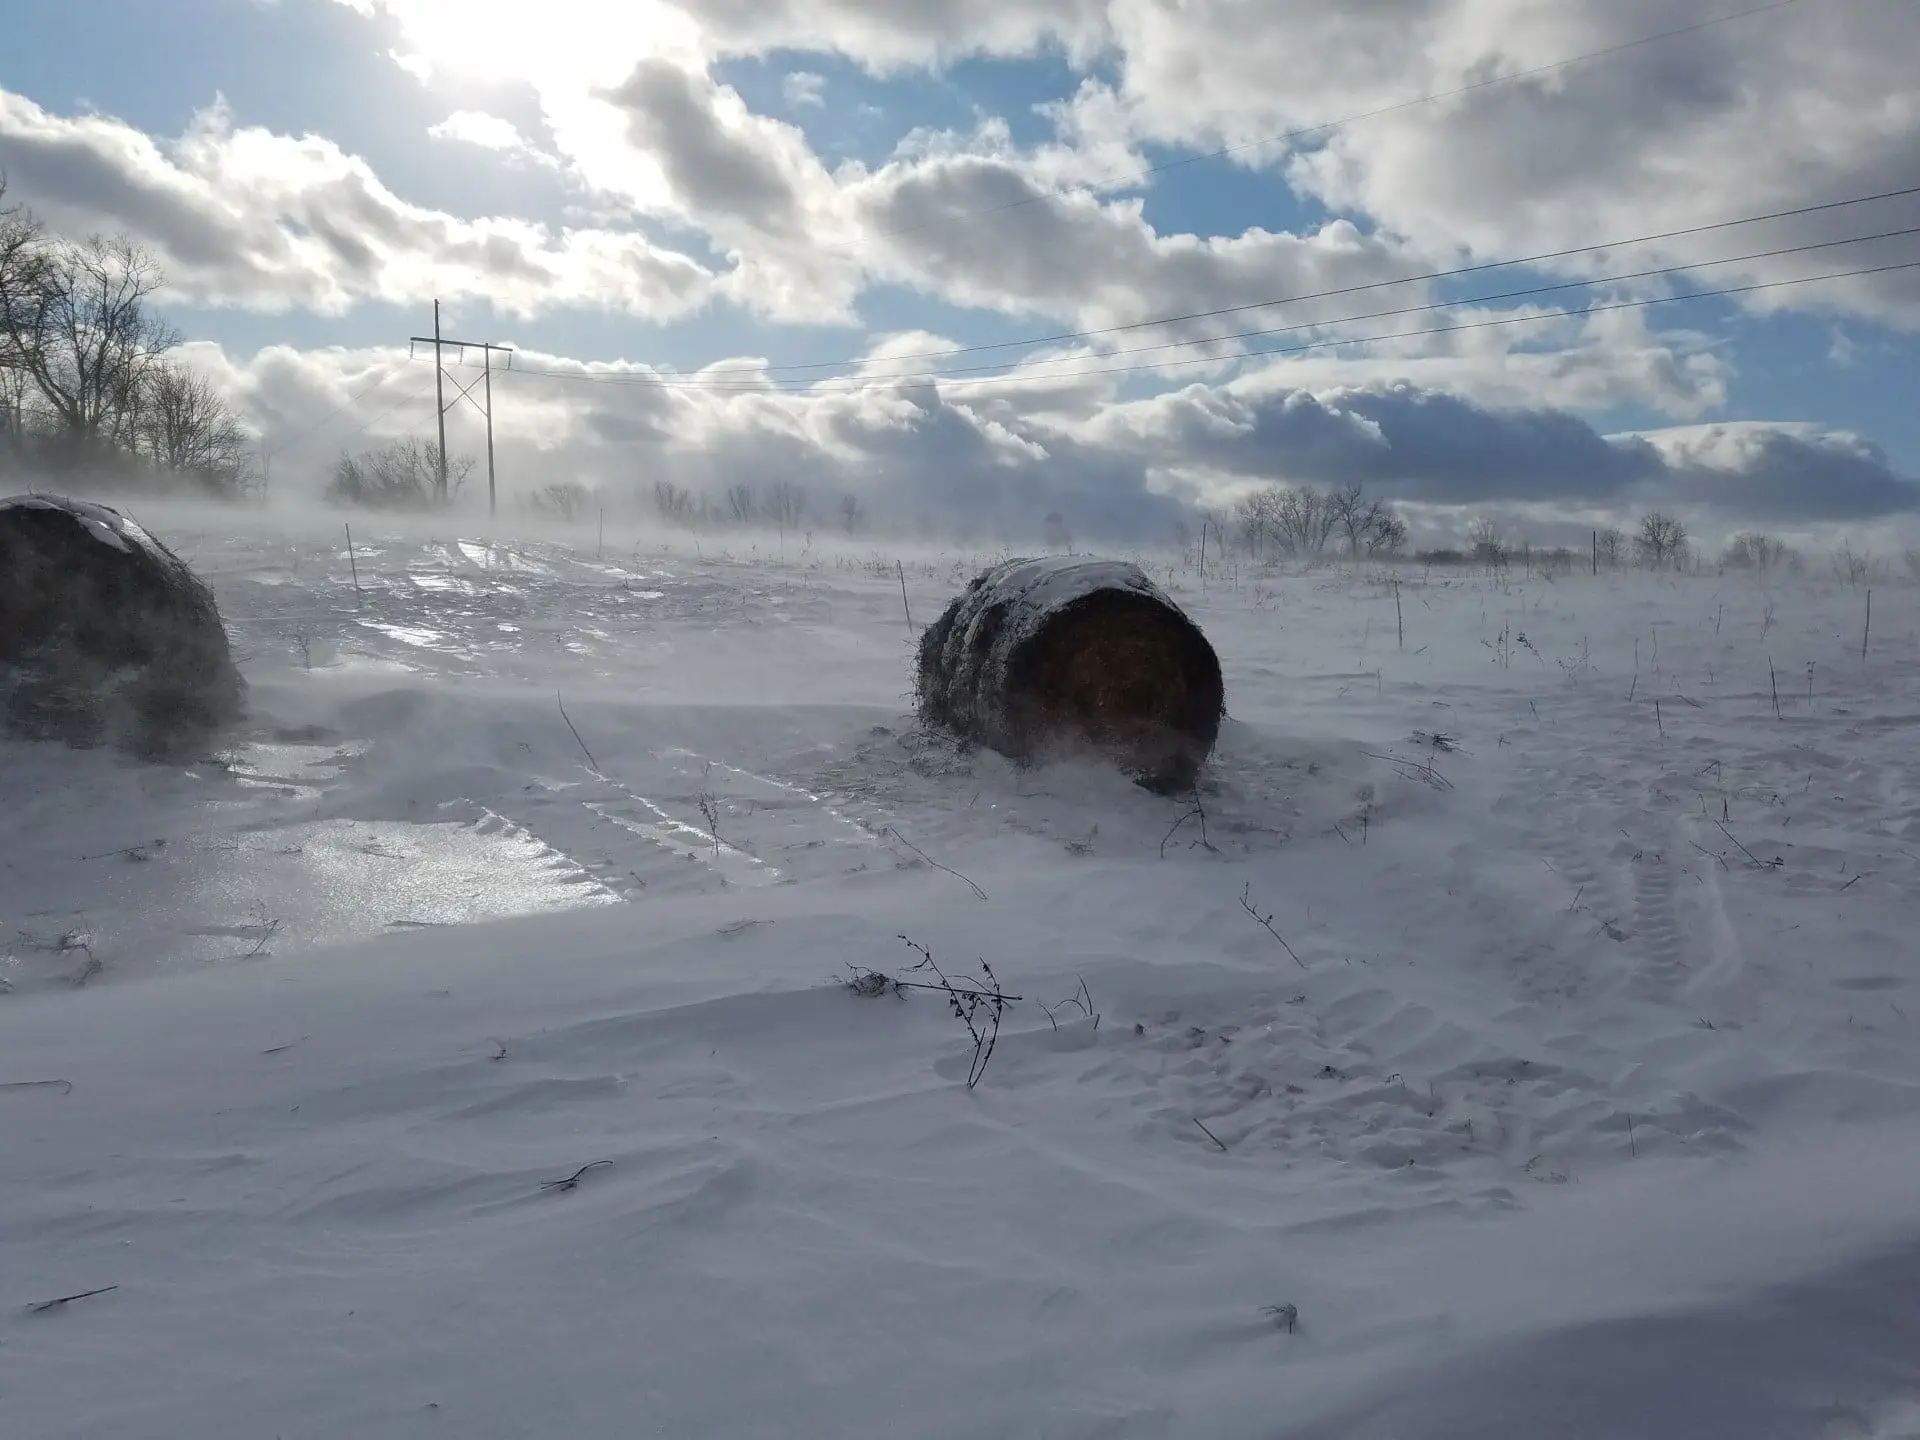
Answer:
[
  {"left": 0, "top": 494, "right": 245, "bottom": 756},
  {"left": 916, "top": 557, "right": 1223, "bottom": 792}
]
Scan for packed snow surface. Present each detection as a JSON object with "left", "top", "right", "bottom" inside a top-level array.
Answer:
[{"left": 4, "top": 511, "right": 1919, "bottom": 1438}]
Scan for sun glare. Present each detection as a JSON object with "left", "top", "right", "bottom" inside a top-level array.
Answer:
[{"left": 377, "top": 0, "right": 693, "bottom": 87}]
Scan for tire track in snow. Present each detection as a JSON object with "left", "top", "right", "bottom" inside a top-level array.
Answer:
[{"left": 1627, "top": 818, "right": 1691, "bottom": 998}]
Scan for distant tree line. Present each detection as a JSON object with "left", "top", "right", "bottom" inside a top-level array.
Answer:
[
  {"left": 1416, "top": 515, "right": 1891, "bottom": 583},
  {"left": 647, "top": 477, "right": 869, "bottom": 537},
  {"left": 1227, "top": 482, "right": 1410, "bottom": 561},
  {"left": 1, "top": 183, "right": 255, "bottom": 497},
  {"left": 1432, "top": 512, "right": 1699, "bottom": 574}
]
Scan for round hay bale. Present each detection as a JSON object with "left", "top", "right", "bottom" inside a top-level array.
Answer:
[
  {"left": 916, "top": 557, "right": 1223, "bottom": 792},
  {"left": 0, "top": 494, "right": 245, "bottom": 756}
]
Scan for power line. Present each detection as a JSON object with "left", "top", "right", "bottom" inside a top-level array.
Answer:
[
  {"left": 834, "top": 0, "right": 1826, "bottom": 254},
  {"left": 902, "top": 258, "right": 1920, "bottom": 392},
  {"left": 290, "top": 373, "right": 437, "bottom": 455},
  {"left": 501, "top": 234, "right": 1920, "bottom": 391},
  {"left": 533, "top": 181, "right": 1920, "bottom": 382},
  {"left": 500, "top": 255, "right": 1920, "bottom": 397},
  {"left": 262, "top": 357, "right": 420, "bottom": 459},
  {"left": 813, "top": 224, "right": 1920, "bottom": 386}
]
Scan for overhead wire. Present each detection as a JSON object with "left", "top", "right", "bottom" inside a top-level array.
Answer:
[
  {"left": 807, "top": 225, "right": 1920, "bottom": 386},
  {"left": 501, "top": 182, "right": 1920, "bottom": 386},
  {"left": 265, "top": 368, "right": 437, "bottom": 461},
  {"left": 493, "top": 240, "right": 1920, "bottom": 395},
  {"left": 261, "top": 356, "right": 422, "bottom": 459},
  {"left": 494, "top": 257, "right": 1920, "bottom": 396}
]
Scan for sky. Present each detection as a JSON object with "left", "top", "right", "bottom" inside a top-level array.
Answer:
[{"left": 2, "top": 0, "right": 1918, "bottom": 545}]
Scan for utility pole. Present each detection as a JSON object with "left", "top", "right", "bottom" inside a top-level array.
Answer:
[
  {"left": 408, "top": 300, "right": 513, "bottom": 515},
  {"left": 431, "top": 300, "right": 447, "bottom": 501},
  {"left": 483, "top": 346, "right": 497, "bottom": 519}
]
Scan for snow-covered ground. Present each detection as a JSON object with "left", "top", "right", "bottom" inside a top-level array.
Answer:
[{"left": 4, "top": 509, "right": 1920, "bottom": 1438}]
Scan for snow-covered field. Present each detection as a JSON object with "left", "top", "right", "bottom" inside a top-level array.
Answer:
[{"left": 5, "top": 509, "right": 1920, "bottom": 1438}]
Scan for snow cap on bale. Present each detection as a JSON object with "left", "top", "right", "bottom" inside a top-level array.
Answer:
[
  {"left": 0, "top": 494, "right": 245, "bottom": 756},
  {"left": 916, "top": 556, "right": 1224, "bottom": 792}
]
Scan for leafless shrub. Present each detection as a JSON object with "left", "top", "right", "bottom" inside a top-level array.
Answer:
[
  {"left": 528, "top": 481, "right": 595, "bottom": 522},
  {"left": 844, "top": 966, "right": 905, "bottom": 999},
  {"left": 898, "top": 936, "right": 1015, "bottom": 1088},
  {"left": 1160, "top": 789, "right": 1221, "bottom": 857},
  {"left": 696, "top": 791, "right": 723, "bottom": 855},
  {"left": 1039, "top": 976, "right": 1099, "bottom": 1032},
  {"left": 1723, "top": 532, "right": 1794, "bottom": 574},
  {"left": 326, "top": 437, "right": 472, "bottom": 510},
  {"left": 1831, "top": 540, "right": 1876, "bottom": 585},
  {"left": 1239, "top": 883, "right": 1307, "bottom": 969}
]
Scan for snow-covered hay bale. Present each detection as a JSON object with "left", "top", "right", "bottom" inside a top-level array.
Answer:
[
  {"left": 0, "top": 494, "right": 244, "bottom": 755},
  {"left": 916, "top": 557, "right": 1224, "bottom": 792}
]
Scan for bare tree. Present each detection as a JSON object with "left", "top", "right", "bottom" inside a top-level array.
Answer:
[
  {"left": 1467, "top": 517, "right": 1507, "bottom": 571},
  {"left": 1329, "top": 483, "right": 1373, "bottom": 559},
  {"left": 1723, "top": 532, "right": 1792, "bottom": 573},
  {"left": 1233, "top": 490, "right": 1272, "bottom": 560},
  {"left": 1830, "top": 540, "right": 1875, "bottom": 584},
  {"left": 1328, "top": 482, "right": 1408, "bottom": 559},
  {"left": 653, "top": 479, "right": 695, "bottom": 524},
  {"left": 327, "top": 437, "right": 472, "bottom": 510},
  {"left": 1596, "top": 526, "right": 1625, "bottom": 569},
  {"left": 1634, "top": 511, "right": 1689, "bottom": 570},
  {"left": 0, "top": 184, "right": 45, "bottom": 435},
  {"left": 839, "top": 493, "right": 861, "bottom": 535},
  {"left": 1232, "top": 485, "right": 1343, "bottom": 561},
  {"left": 1, "top": 231, "right": 178, "bottom": 451},
  {"left": 1277, "top": 486, "right": 1340, "bottom": 559},
  {"left": 0, "top": 359, "right": 29, "bottom": 446},
  {"left": 1366, "top": 510, "right": 1409, "bottom": 558},
  {"left": 725, "top": 483, "right": 756, "bottom": 525},
  {"left": 135, "top": 361, "right": 255, "bottom": 496},
  {"left": 765, "top": 477, "right": 806, "bottom": 532}
]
